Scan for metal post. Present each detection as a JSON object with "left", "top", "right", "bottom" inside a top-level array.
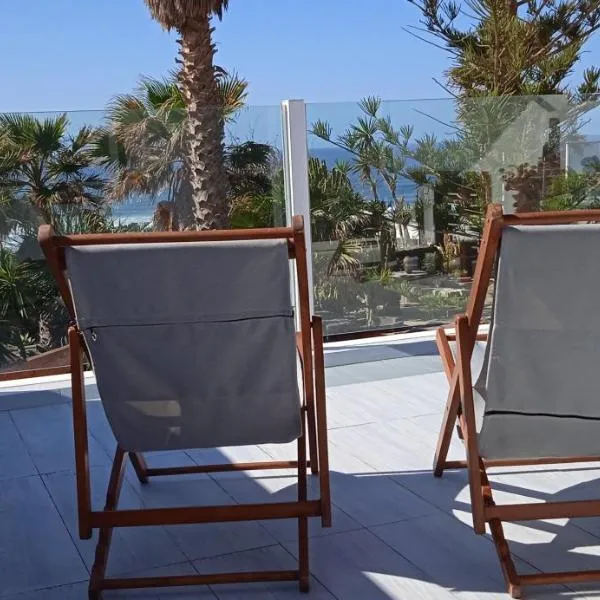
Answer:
[
  {"left": 281, "top": 100, "right": 314, "bottom": 318},
  {"left": 422, "top": 184, "right": 435, "bottom": 245}
]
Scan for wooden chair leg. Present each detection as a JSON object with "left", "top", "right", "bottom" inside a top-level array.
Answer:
[
  {"left": 306, "top": 401, "right": 319, "bottom": 476},
  {"left": 433, "top": 328, "right": 460, "bottom": 477},
  {"left": 433, "top": 383, "right": 460, "bottom": 477},
  {"left": 296, "top": 331, "right": 319, "bottom": 476},
  {"left": 489, "top": 519, "right": 521, "bottom": 598},
  {"left": 297, "top": 430, "right": 310, "bottom": 592},
  {"left": 129, "top": 452, "right": 149, "bottom": 484},
  {"left": 480, "top": 459, "right": 521, "bottom": 598},
  {"left": 313, "top": 317, "right": 331, "bottom": 527},
  {"left": 298, "top": 516, "right": 309, "bottom": 592},
  {"left": 89, "top": 447, "right": 128, "bottom": 599},
  {"left": 69, "top": 327, "right": 92, "bottom": 540}
]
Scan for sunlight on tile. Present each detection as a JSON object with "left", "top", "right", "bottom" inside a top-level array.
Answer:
[{"left": 568, "top": 545, "right": 600, "bottom": 557}]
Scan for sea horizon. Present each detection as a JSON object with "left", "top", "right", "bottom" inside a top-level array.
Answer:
[{"left": 111, "top": 146, "right": 419, "bottom": 224}]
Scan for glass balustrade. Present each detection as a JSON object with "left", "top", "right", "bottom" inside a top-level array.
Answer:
[{"left": 306, "top": 95, "right": 600, "bottom": 337}]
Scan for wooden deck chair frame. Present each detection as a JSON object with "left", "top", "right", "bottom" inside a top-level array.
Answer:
[
  {"left": 38, "top": 216, "right": 331, "bottom": 599},
  {"left": 433, "top": 204, "right": 600, "bottom": 598}
]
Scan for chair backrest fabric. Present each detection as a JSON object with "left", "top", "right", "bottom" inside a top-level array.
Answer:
[
  {"left": 65, "top": 239, "right": 302, "bottom": 452},
  {"left": 475, "top": 224, "right": 600, "bottom": 459}
]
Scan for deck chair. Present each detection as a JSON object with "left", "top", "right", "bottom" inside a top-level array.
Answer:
[
  {"left": 38, "top": 216, "right": 331, "bottom": 598},
  {"left": 433, "top": 204, "right": 600, "bottom": 598}
]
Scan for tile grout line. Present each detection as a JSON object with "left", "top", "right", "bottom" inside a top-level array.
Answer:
[
  {"left": 38, "top": 471, "right": 93, "bottom": 578},
  {"left": 7, "top": 410, "right": 43, "bottom": 478},
  {"left": 257, "top": 439, "right": 369, "bottom": 533},
  {"left": 191, "top": 450, "right": 285, "bottom": 549},
  {"left": 381, "top": 474, "right": 566, "bottom": 590},
  {"left": 386, "top": 464, "right": 600, "bottom": 591},
  {"left": 278, "top": 540, "right": 345, "bottom": 600},
  {"left": 0, "top": 579, "right": 89, "bottom": 599},
  {"left": 6, "top": 409, "right": 96, "bottom": 583}
]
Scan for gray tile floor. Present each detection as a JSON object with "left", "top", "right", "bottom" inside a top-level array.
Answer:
[{"left": 2, "top": 337, "right": 600, "bottom": 599}]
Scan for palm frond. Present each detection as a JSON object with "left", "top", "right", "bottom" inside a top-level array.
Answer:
[{"left": 216, "top": 70, "right": 248, "bottom": 121}]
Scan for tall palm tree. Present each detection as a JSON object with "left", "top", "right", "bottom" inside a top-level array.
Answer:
[
  {"left": 96, "top": 72, "right": 263, "bottom": 230},
  {"left": 144, "top": 0, "right": 231, "bottom": 229},
  {"left": 96, "top": 76, "right": 195, "bottom": 228}
]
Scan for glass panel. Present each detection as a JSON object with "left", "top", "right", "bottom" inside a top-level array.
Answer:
[
  {"left": 0, "top": 104, "right": 283, "bottom": 370},
  {"left": 306, "top": 95, "right": 600, "bottom": 337}
]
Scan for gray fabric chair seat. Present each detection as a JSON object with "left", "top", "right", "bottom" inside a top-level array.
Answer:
[
  {"left": 473, "top": 224, "right": 600, "bottom": 460},
  {"left": 66, "top": 239, "right": 302, "bottom": 452}
]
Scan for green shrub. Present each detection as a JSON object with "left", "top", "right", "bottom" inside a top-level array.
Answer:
[{"left": 422, "top": 252, "right": 441, "bottom": 275}]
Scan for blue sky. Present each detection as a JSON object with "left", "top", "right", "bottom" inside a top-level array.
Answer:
[{"left": 1, "top": 0, "right": 599, "bottom": 115}]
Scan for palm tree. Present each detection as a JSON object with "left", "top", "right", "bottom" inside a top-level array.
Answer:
[
  {"left": 0, "top": 114, "right": 104, "bottom": 225},
  {"left": 97, "top": 71, "right": 248, "bottom": 230},
  {"left": 143, "top": 0, "right": 232, "bottom": 229},
  {"left": 311, "top": 97, "right": 417, "bottom": 270},
  {"left": 309, "top": 157, "right": 369, "bottom": 275},
  {"left": 0, "top": 248, "right": 44, "bottom": 361}
]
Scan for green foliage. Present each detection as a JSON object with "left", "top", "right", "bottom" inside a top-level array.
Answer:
[
  {"left": 49, "top": 206, "right": 152, "bottom": 235},
  {"left": 0, "top": 251, "right": 59, "bottom": 361},
  {"left": 307, "top": 158, "right": 368, "bottom": 275},
  {"left": 422, "top": 251, "right": 441, "bottom": 275},
  {"left": 311, "top": 97, "right": 412, "bottom": 208},
  {"left": 311, "top": 99, "right": 417, "bottom": 270},
  {"left": 0, "top": 113, "right": 105, "bottom": 222},
  {"left": 98, "top": 72, "right": 274, "bottom": 230},
  {"left": 230, "top": 193, "right": 284, "bottom": 229},
  {"left": 227, "top": 142, "right": 277, "bottom": 200},
  {"left": 364, "top": 266, "right": 394, "bottom": 286},
  {"left": 541, "top": 170, "right": 600, "bottom": 211},
  {"left": 390, "top": 279, "right": 421, "bottom": 303},
  {"left": 408, "top": 0, "right": 600, "bottom": 98},
  {"left": 310, "top": 94, "right": 495, "bottom": 247},
  {"left": 309, "top": 157, "right": 368, "bottom": 241},
  {"left": 226, "top": 142, "right": 283, "bottom": 229},
  {"left": 419, "top": 290, "right": 468, "bottom": 319},
  {"left": 0, "top": 250, "right": 37, "bottom": 324},
  {"left": 407, "top": 0, "right": 600, "bottom": 219}
]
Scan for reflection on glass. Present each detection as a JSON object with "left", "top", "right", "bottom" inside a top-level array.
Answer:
[
  {"left": 2, "top": 93, "right": 600, "bottom": 365},
  {"left": 307, "top": 95, "right": 600, "bottom": 337},
  {"left": 0, "top": 100, "right": 283, "bottom": 369}
]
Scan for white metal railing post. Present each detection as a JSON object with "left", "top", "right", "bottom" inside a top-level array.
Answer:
[
  {"left": 421, "top": 184, "right": 435, "bottom": 245},
  {"left": 281, "top": 99, "right": 314, "bottom": 319}
]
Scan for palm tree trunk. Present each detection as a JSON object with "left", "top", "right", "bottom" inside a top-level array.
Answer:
[
  {"left": 171, "top": 168, "right": 194, "bottom": 230},
  {"left": 178, "top": 15, "right": 230, "bottom": 230}
]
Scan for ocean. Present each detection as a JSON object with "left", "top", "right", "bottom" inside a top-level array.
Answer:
[{"left": 111, "top": 147, "right": 418, "bottom": 224}]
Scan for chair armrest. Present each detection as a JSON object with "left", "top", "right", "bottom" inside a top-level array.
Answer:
[
  {"left": 438, "top": 323, "right": 488, "bottom": 343},
  {"left": 436, "top": 327, "right": 455, "bottom": 379}
]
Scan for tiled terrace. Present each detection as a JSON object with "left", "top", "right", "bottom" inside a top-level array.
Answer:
[{"left": 2, "top": 334, "right": 600, "bottom": 599}]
